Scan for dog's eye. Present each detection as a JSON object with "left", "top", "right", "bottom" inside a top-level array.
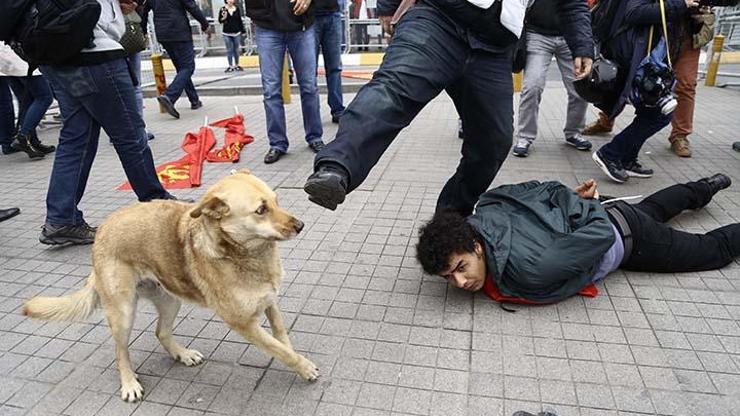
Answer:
[{"left": 255, "top": 205, "right": 267, "bottom": 215}]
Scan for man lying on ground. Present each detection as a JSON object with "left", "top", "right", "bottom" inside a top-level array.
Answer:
[{"left": 416, "top": 174, "right": 738, "bottom": 303}]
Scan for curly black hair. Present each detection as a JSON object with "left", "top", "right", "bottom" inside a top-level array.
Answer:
[{"left": 416, "top": 211, "right": 480, "bottom": 276}]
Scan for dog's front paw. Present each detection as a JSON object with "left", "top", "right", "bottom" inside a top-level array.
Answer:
[
  {"left": 120, "top": 378, "right": 144, "bottom": 402},
  {"left": 175, "top": 348, "right": 204, "bottom": 366},
  {"left": 294, "top": 355, "right": 319, "bottom": 381}
]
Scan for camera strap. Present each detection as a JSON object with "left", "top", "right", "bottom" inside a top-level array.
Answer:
[{"left": 647, "top": 0, "right": 673, "bottom": 68}]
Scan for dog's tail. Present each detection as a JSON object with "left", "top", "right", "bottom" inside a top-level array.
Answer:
[{"left": 23, "top": 272, "right": 99, "bottom": 321}]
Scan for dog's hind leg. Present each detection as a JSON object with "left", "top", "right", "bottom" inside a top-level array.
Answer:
[
  {"left": 225, "top": 318, "right": 319, "bottom": 381},
  {"left": 138, "top": 280, "right": 204, "bottom": 367},
  {"left": 97, "top": 264, "right": 143, "bottom": 402},
  {"left": 265, "top": 303, "right": 293, "bottom": 349}
]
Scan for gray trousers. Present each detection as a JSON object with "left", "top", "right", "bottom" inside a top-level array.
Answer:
[{"left": 516, "top": 31, "right": 587, "bottom": 142}]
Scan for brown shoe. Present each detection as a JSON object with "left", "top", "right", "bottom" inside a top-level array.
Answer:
[
  {"left": 582, "top": 112, "right": 614, "bottom": 136},
  {"left": 670, "top": 136, "right": 692, "bottom": 158}
]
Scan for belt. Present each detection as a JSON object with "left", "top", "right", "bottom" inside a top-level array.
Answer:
[{"left": 605, "top": 204, "right": 633, "bottom": 266}]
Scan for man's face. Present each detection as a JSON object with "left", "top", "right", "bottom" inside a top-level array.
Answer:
[{"left": 438, "top": 242, "right": 487, "bottom": 292}]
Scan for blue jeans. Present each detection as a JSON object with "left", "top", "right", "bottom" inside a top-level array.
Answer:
[
  {"left": 40, "top": 59, "right": 170, "bottom": 226},
  {"left": 8, "top": 75, "right": 54, "bottom": 137},
  {"left": 315, "top": 13, "right": 345, "bottom": 116},
  {"left": 0, "top": 78, "right": 13, "bottom": 146},
  {"left": 128, "top": 52, "right": 145, "bottom": 119},
  {"left": 223, "top": 34, "right": 241, "bottom": 67},
  {"left": 160, "top": 41, "right": 199, "bottom": 105},
  {"left": 599, "top": 105, "right": 673, "bottom": 164},
  {"left": 315, "top": 5, "right": 514, "bottom": 216},
  {"left": 255, "top": 26, "right": 323, "bottom": 153}
]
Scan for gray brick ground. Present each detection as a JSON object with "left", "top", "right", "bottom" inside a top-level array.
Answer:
[{"left": 1, "top": 79, "right": 739, "bottom": 415}]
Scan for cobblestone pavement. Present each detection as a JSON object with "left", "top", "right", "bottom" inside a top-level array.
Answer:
[{"left": 1, "top": 82, "right": 739, "bottom": 416}]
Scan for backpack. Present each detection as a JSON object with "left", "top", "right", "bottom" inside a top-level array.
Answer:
[{"left": 1, "top": 0, "right": 101, "bottom": 66}]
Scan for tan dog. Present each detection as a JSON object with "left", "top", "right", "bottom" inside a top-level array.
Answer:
[{"left": 23, "top": 170, "right": 319, "bottom": 402}]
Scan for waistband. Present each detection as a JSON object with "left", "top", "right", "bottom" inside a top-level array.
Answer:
[{"left": 605, "top": 203, "right": 633, "bottom": 266}]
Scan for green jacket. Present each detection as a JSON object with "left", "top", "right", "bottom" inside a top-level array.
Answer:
[{"left": 467, "top": 181, "right": 615, "bottom": 303}]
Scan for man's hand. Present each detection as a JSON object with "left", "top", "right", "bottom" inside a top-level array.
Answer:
[
  {"left": 574, "top": 56, "right": 593, "bottom": 80},
  {"left": 685, "top": 0, "right": 699, "bottom": 7},
  {"left": 575, "top": 179, "right": 599, "bottom": 199},
  {"left": 201, "top": 22, "right": 210, "bottom": 32},
  {"left": 379, "top": 15, "right": 393, "bottom": 37},
  {"left": 291, "top": 0, "right": 311, "bottom": 15},
  {"left": 120, "top": 0, "right": 137, "bottom": 14}
]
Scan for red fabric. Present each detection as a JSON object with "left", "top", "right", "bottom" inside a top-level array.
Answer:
[
  {"left": 206, "top": 114, "right": 254, "bottom": 163},
  {"left": 482, "top": 274, "right": 599, "bottom": 305}
]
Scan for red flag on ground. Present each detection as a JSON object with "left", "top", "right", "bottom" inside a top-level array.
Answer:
[{"left": 206, "top": 114, "right": 254, "bottom": 163}]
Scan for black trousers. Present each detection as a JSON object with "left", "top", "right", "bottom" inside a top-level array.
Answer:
[
  {"left": 314, "top": 5, "right": 514, "bottom": 216},
  {"left": 620, "top": 181, "right": 740, "bottom": 273}
]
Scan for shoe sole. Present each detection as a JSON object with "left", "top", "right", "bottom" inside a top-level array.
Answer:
[
  {"left": 512, "top": 149, "right": 529, "bottom": 157},
  {"left": 625, "top": 170, "right": 653, "bottom": 178},
  {"left": 39, "top": 235, "right": 94, "bottom": 245},
  {"left": 157, "top": 96, "right": 180, "bottom": 119},
  {"left": 566, "top": 140, "right": 592, "bottom": 151},
  {"left": 592, "top": 152, "right": 626, "bottom": 184},
  {"left": 304, "top": 176, "right": 346, "bottom": 211}
]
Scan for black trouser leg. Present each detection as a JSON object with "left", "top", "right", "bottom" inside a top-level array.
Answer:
[
  {"left": 436, "top": 48, "right": 514, "bottom": 216},
  {"left": 633, "top": 180, "right": 713, "bottom": 223}
]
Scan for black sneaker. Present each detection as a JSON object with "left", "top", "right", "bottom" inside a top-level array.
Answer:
[
  {"left": 624, "top": 160, "right": 654, "bottom": 178},
  {"left": 308, "top": 141, "right": 325, "bottom": 153},
  {"left": 699, "top": 173, "right": 732, "bottom": 195},
  {"left": 565, "top": 135, "right": 592, "bottom": 151},
  {"left": 304, "top": 163, "right": 349, "bottom": 211},
  {"left": 40, "top": 222, "right": 97, "bottom": 245},
  {"left": 191, "top": 100, "right": 203, "bottom": 110},
  {"left": 592, "top": 150, "right": 628, "bottom": 183},
  {"left": 157, "top": 95, "right": 180, "bottom": 119}
]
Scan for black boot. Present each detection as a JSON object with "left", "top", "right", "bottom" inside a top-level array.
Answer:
[
  {"left": 699, "top": 173, "right": 732, "bottom": 196},
  {"left": 303, "top": 163, "right": 349, "bottom": 211},
  {"left": 29, "top": 133, "right": 55, "bottom": 154},
  {"left": 12, "top": 132, "right": 45, "bottom": 159}
]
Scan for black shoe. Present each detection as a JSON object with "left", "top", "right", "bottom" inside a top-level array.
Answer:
[
  {"left": 308, "top": 141, "right": 325, "bottom": 153},
  {"left": 13, "top": 133, "right": 45, "bottom": 159},
  {"left": 592, "top": 149, "right": 628, "bottom": 183},
  {"left": 264, "top": 149, "right": 285, "bottom": 164},
  {"left": 146, "top": 131, "right": 155, "bottom": 141},
  {"left": 30, "top": 133, "right": 56, "bottom": 154},
  {"left": 733, "top": 142, "right": 740, "bottom": 152},
  {"left": 699, "top": 173, "right": 732, "bottom": 195},
  {"left": 565, "top": 135, "right": 592, "bottom": 151},
  {"left": 331, "top": 113, "right": 342, "bottom": 124},
  {"left": 157, "top": 95, "right": 180, "bottom": 119},
  {"left": 39, "top": 222, "right": 96, "bottom": 245},
  {"left": 191, "top": 100, "right": 203, "bottom": 110},
  {"left": 236, "top": 66, "right": 244, "bottom": 71},
  {"left": 0, "top": 207, "right": 20, "bottom": 222},
  {"left": 1, "top": 144, "right": 20, "bottom": 155},
  {"left": 624, "top": 159, "right": 654, "bottom": 178},
  {"left": 303, "top": 164, "right": 349, "bottom": 211}
]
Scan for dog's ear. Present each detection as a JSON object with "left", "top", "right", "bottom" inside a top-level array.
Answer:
[{"left": 190, "top": 196, "right": 230, "bottom": 219}]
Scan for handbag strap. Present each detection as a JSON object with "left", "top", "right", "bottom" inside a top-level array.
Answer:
[{"left": 646, "top": 0, "right": 672, "bottom": 68}]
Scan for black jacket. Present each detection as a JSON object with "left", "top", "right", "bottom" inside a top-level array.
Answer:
[
  {"left": 245, "top": 0, "right": 315, "bottom": 32},
  {"left": 143, "top": 0, "right": 209, "bottom": 43},
  {"left": 377, "top": 0, "right": 593, "bottom": 57},
  {"left": 527, "top": 0, "right": 562, "bottom": 37},
  {"left": 218, "top": 6, "right": 245, "bottom": 34},
  {"left": 315, "top": 0, "right": 340, "bottom": 15}
]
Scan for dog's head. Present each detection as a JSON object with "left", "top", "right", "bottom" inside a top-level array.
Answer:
[{"left": 190, "top": 169, "right": 304, "bottom": 242}]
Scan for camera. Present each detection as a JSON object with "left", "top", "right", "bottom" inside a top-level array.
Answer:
[{"left": 632, "top": 62, "right": 677, "bottom": 115}]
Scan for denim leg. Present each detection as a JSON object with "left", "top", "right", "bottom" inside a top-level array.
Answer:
[
  {"left": 9, "top": 76, "right": 53, "bottom": 136},
  {"left": 516, "top": 31, "right": 555, "bottom": 142},
  {"left": 287, "top": 29, "right": 323, "bottom": 144},
  {"left": 128, "top": 52, "right": 145, "bottom": 120},
  {"left": 40, "top": 66, "right": 101, "bottom": 226},
  {"left": 438, "top": 47, "right": 514, "bottom": 216},
  {"left": 255, "top": 27, "right": 289, "bottom": 152},
  {"left": 224, "top": 36, "right": 234, "bottom": 67},
  {"left": 162, "top": 41, "right": 199, "bottom": 105},
  {"left": 0, "top": 78, "right": 14, "bottom": 146},
  {"left": 554, "top": 36, "right": 587, "bottom": 139},
  {"left": 317, "top": 13, "right": 345, "bottom": 115},
  {"left": 600, "top": 105, "right": 672, "bottom": 163},
  {"left": 314, "top": 6, "right": 466, "bottom": 191}
]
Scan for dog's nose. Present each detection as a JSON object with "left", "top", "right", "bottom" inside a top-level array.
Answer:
[{"left": 293, "top": 219, "right": 304, "bottom": 234}]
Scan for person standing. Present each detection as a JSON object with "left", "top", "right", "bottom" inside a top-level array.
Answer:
[
  {"left": 512, "top": 0, "right": 592, "bottom": 157},
  {"left": 246, "top": 0, "right": 325, "bottom": 164},
  {"left": 144, "top": 0, "right": 210, "bottom": 119},
  {"left": 315, "top": 0, "right": 346, "bottom": 123},
  {"left": 39, "top": 0, "right": 174, "bottom": 245},
  {"left": 304, "top": 0, "right": 594, "bottom": 214},
  {"left": 219, "top": 0, "right": 245, "bottom": 73}
]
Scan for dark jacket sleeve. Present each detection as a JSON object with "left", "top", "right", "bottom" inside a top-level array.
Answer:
[
  {"left": 624, "top": 0, "right": 687, "bottom": 26},
  {"left": 181, "top": 0, "right": 209, "bottom": 27},
  {"left": 140, "top": 1, "right": 151, "bottom": 33},
  {"left": 377, "top": 0, "right": 402, "bottom": 16},
  {"left": 557, "top": 0, "right": 595, "bottom": 58}
]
